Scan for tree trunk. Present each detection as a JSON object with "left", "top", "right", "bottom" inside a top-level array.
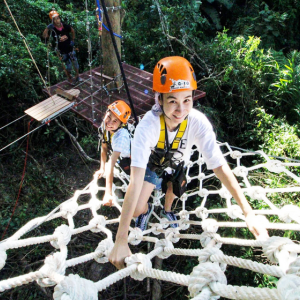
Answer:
[{"left": 102, "top": 0, "right": 122, "bottom": 88}]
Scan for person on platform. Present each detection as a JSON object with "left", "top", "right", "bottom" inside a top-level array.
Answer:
[{"left": 43, "top": 10, "right": 81, "bottom": 85}]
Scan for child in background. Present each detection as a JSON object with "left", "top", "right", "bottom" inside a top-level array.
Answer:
[{"left": 98, "top": 100, "right": 131, "bottom": 206}]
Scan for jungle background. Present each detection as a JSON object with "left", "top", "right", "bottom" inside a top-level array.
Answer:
[{"left": 1, "top": 0, "right": 300, "bottom": 299}]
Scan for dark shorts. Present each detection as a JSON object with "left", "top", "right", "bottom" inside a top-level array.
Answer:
[
  {"left": 144, "top": 167, "right": 162, "bottom": 190},
  {"left": 62, "top": 51, "right": 79, "bottom": 72}
]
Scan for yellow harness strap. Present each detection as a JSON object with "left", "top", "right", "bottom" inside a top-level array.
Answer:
[
  {"left": 157, "top": 115, "right": 166, "bottom": 149},
  {"left": 157, "top": 115, "right": 187, "bottom": 150},
  {"left": 103, "top": 130, "right": 114, "bottom": 143}
]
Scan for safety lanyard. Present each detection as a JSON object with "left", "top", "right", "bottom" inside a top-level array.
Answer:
[{"left": 156, "top": 115, "right": 188, "bottom": 151}]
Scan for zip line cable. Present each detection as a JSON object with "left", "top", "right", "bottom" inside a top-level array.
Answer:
[
  {"left": 100, "top": 0, "right": 138, "bottom": 124},
  {"left": 0, "top": 123, "right": 45, "bottom": 153},
  {"left": 0, "top": 115, "right": 26, "bottom": 131},
  {"left": 85, "top": 0, "right": 95, "bottom": 123}
]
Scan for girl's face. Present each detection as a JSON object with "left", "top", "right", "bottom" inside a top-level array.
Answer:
[
  {"left": 104, "top": 111, "right": 122, "bottom": 132},
  {"left": 159, "top": 90, "right": 193, "bottom": 130},
  {"left": 53, "top": 16, "right": 62, "bottom": 27}
]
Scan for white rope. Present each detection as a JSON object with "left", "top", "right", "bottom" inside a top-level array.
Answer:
[{"left": 1, "top": 145, "right": 300, "bottom": 299}]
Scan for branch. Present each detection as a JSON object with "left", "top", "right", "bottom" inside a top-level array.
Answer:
[
  {"left": 166, "top": 34, "right": 209, "bottom": 74},
  {"left": 55, "top": 120, "right": 100, "bottom": 164}
]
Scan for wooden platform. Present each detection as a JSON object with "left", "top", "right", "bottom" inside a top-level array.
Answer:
[
  {"left": 44, "top": 64, "right": 206, "bottom": 128},
  {"left": 25, "top": 89, "right": 80, "bottom": 124}
]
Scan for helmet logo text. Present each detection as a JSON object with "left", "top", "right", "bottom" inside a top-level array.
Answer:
[{"left": 170, "top": 79, "right": 191, "bottom": 91}]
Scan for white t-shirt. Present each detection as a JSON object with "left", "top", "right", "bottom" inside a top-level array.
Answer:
[
  {"left": 101, "top": 126, "right": 131, "bottom": 158},
  {"left": 131, "top": 108, "right": 226, "bottom": 170}
]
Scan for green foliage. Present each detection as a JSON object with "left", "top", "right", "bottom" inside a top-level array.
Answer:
[
  {"left": 268, "top": 51, "right": 300, "bottom": 122},
  {"left": 245, "top": 108, "right": 300, "bottom": 159}
]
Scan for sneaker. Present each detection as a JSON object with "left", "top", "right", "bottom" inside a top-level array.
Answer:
[
  {"left": 160, "top": 209, "right": 178, "bottom": 228},
  {"left": 135, "top": 203, "right": 154, "bottom": 231}
]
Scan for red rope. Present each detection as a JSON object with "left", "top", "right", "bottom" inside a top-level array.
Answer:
[{"left": 1, "top": 120, "right": 32, "bottom": 240}]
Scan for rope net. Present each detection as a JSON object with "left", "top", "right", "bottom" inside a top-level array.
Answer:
[{"left": 1, "top": 143, "right": 300, "bottom": 300}]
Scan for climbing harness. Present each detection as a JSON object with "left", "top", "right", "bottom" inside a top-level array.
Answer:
[
  {"left": 148, "top": 114, "right": 188, "bottom": 178},
  {"left": 98, "top": 122, "right": 132, "bottom": 175}
]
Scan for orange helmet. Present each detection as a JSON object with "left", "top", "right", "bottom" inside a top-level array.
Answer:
[
  {"left": 153, "top": 56, "right": 197, "bottom": 93},
  {"left": 108, "top": 100, "right": 131, "bottom": 124},
  {"left": 49, "top": 10, "right": 60, "bottom": 20}
]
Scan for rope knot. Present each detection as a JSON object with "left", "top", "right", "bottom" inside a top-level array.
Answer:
[
  {"left": 155, "top": 239, "right": 174, "bottom": 259},
  {"left": 95, "top": 239, "right": 114, "bottom": 263},
  {"left": 197, "top": 158, "right": 205, "bottom": 165},
  {"left": 89, "top": 215, "right": 106, "bottom": 233},
  {"left": 202, "top": 219, "right": 219, "bottom": 233},
  {"left": 266, "top": 160, "right": 285, "bottom": 173},
  {"left": 51, "top": 225, "right": 72, "bottom": 249},
  {"left": 38, "top": 252, "right": 66, "bottom": 287},
  {"left": 198, "top": 188, "right": 209, "bottom": 198},
  {"left": 263, "top": 236, "right": 298, "bottom": 273},
  {"left": 195, "top": 207, "right": 209, "bottom": 220},
  {"left": 247, "top": 186, "right": 266, "bottom": 200},
  {"left": 60, "top": 201, "right": 79, "bottom": 219},
  {"left": 180, "top": 193, "right": 188, "bottom": 201},
  {"left": 279, "top": 205, "right": 300, "bottom": 223},
  {"left": 227, "top": 205, "right": 243, "bottom": 220},
  {"left": 200, "top": 232, "right": 222, "bottom": 248},
  {"left": 198, "top": 248, "right": 223, "bottom": 263},
  {"left": 179, "top": 210, "right": 190, "bottom": 230},
  {"left": 125, "top": 253, "right": 152, "bottom": 281},
  {"left": 88, "top": 197, "right": 102, "bottom": 211},
  {"left": 53, "top": 274, "right": 98, "bottom": 300},
  {"left": 230, "top": 150, "right": 242, "bottom": 159},
  {"left": 197, "top": 173, "right": 206, "bottom": 181},
  {"left": 233, "top": 166, "right": 248, "bottom": 177},
  {"left": 277, "top": 274, "right": 300, "bottom": 300},
  {"left": 153, "top": 222, "right": 165, "bottom": 235},
  {"left": 198, "top": 248, "right": 227, "bottom": 272},
  {"left": 188, "top": 262, "right": 227, "bottom": 298},
  {"left": 128, "top": 228, "right": 143, "bottom": 245},
  {"left": 219, "top": 187, "right": 232, "bottom": 199},
  {"left": 164, "top": 228, "right": 180, "bottom": 243}
]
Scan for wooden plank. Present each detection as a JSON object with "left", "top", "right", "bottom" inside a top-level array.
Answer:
[
  {"left": 26, "top": 97, "right": 67, "bottom": 117},
  {"left": 94, "top": 71, "right": 114, "bottom": 81},
  {"left": 25, "top": 95, "right": 61, "bottom": 115},
  {"left": 56, "top": 88, "right": 75, "bottom": 101},
  {"left": 35, "top": 100, "right": 71, "bottom": 121},
  {"left": 66, "top": 89, "right": 80, "bottom": 97},
  {"left": 25, "top": 96, "right": 72, "bottom": 121}
]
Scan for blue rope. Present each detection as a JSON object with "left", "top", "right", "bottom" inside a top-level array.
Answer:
[{"left": 96, "top": 0, "right": 122, "bottom": 39}]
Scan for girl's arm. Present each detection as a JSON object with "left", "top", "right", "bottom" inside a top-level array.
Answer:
[
  {"left": 99, "top": 143, "right": 108, "bottom": 178},
  {"left": 109, "top": 166, "right": 146, "bottom": 269},
  {"left": 213, "top": 164, "right": 269, "bottom": 239},
  {"left": 103, "top": 151, "right": 120, "bottom": 206}
]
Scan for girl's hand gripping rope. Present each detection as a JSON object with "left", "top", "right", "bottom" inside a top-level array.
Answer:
[
  {"left": 245, "top": 211, "right": 269, "bottom": 240},
  {"left": 109, "top": 238, "right": 132, "bottom": 269},
  {"left": 103, "top": 192, "right": 114, "bottom": 207}
]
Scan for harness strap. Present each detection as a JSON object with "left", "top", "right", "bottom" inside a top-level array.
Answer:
[
  {"left": 157, "top": 115, "right": 166, "bottom": 149},
  {"left": 156, "top": 115, "right": 188, "bottom": 150}
]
